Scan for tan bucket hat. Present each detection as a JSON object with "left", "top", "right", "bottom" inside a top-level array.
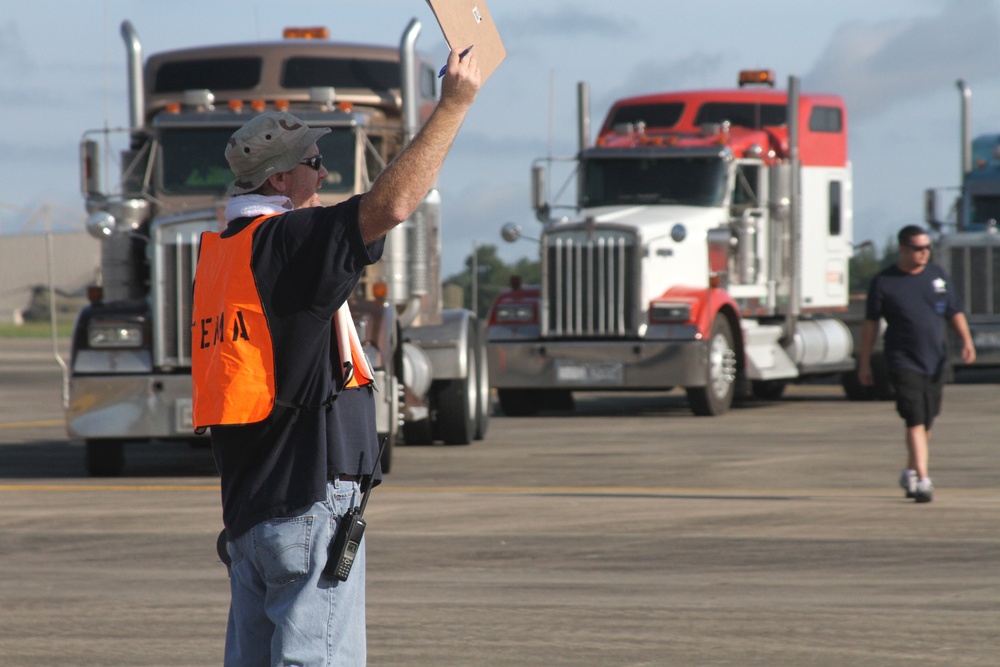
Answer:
[{"left": 225, "top": 111, "right": 330, "bottom": 195}]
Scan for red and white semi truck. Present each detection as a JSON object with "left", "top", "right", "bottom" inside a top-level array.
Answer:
[{"left": 487, "top": 71, "right": 857, "bottom": 416}]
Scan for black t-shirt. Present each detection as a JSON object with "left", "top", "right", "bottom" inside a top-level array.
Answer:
[
  {"left": 210, "top": 195, "right": 385, "bottom": 538},
  {"left": 865, "top": 262, "right": 961, "bottom": 376}
]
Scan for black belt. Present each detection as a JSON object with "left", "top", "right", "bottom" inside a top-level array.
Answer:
[{"left": 275, "top": 395, "right": 336, "bottom": 411}]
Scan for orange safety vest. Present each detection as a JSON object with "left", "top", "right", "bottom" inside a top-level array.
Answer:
[
  {"left": 191, "top": 213, "right": 374, "bottom": 430},
  {"left": 191, "top": 215, "right": 277, "bottom": 429}
]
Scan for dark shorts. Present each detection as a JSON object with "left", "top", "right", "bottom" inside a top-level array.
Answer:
[{"left": 889, "top": 369, "right": 943, "bottom": 429}]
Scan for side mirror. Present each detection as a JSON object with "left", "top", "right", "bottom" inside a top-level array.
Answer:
[
  {"left": 531, "top": 164, "right": 551, "bottom": 223},
  {"left": 80, "top": 139, "right": 102, "bottom": 197}
]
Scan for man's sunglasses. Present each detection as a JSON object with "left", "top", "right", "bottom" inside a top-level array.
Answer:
[
  {"left": 299, "top": 154, "right": 323, "bottom": 170},
  {"left": 907, "top": 244, "right": 931, "bottom": 252}
]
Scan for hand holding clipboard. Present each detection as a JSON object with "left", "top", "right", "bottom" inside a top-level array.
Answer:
[{"left": 426, "top": 0, "right": 506, "bottom": 83}]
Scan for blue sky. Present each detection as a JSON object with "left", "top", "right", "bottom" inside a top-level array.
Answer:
[{"left": 3, "top": 0, "right": 1000, "bottom": 277}]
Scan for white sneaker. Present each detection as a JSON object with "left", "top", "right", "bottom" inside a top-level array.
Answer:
[
  {"left": 899, "top": 469, "right": 917, "bottom": 499},
  {"left": 914, "top": 477, "right": 934, "bottom": 503}
]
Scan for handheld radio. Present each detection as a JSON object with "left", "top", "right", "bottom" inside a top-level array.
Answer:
[{"left": 324, "top": 437, "right": 386, "bottom": 581}]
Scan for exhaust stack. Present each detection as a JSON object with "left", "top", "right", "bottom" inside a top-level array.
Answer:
[{"left": 120, "top": 21, "right": 144, "bottom": 130}]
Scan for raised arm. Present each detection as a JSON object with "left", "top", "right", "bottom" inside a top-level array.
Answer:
[{"left": 358, "top": 48, "right": 482, "bottom": 244}]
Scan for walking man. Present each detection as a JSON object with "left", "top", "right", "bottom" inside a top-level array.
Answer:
[{"left": 858, "top": 225, "right": 975, "bottom": 503}]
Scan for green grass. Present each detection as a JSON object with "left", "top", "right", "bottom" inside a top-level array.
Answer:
[{"left": 0, "top": 321, "right": 74, "bottom": 339}]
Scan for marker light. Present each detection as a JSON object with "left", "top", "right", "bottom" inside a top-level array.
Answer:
[
  {"left": 183, "top": 89, "right": 215, "bottom": 109},
  {"left": 738, "top": 69, "right": 775, "bottom": 87},
  {"left": 284, "top": 27, "right": 329, "bottom": 40}
]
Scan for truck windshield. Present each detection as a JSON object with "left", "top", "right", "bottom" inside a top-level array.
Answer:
[
  {"left": 581, "top": 156, "right": 728, "bottom": 207},
  {"left": 158, "top": 126, "right": 357, "bottom": 195}
]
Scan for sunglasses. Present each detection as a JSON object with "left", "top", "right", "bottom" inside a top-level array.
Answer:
[
  {"left": 907, "top": 244, "right": 931, "bottom": 252},
  {"left": 299, "top": 154, "right": 323, "bottom": 170}
]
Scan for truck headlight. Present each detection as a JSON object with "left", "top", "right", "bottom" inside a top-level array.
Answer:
[
  {"left": 494, "top": 303, "right": 537, "bottom": 323},
  {"left": 649, "top": 303, "right": 691, "bottom": 323},
  {"left": 88, "top": 322, "right": 144, "bottom": 348}
]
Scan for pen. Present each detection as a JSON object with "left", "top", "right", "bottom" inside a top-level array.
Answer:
[{"left": 438, "top": 45, "right": 473, "bottom": 78}]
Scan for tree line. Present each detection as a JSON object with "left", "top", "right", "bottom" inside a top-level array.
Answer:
[{"left": 444, "top": 239, "right": 902, "bottom": 319}]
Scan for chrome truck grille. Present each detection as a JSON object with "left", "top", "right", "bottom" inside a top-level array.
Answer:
[
  {"left": 542, "top": 227, "right": 639, "bottom": 337},
  {"left": 151, "top": 215, "right": 214, "bottom": 368},
  {"left": 948, "top": 244, "right": 1000, "bottom": 316}
]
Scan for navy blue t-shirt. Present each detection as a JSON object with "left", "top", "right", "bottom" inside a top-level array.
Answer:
[
  {"left": 208, "top": 194, "right": 385, "bottom": 538},
  {"left": 865, "top": 262, "right": 961, "bottom": 376}
]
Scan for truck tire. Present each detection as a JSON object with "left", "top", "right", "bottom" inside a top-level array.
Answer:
[
  {"left": 840, "top": 369, "right": 873, "bottom": 401},
  {"left": 473, "top": 327, "right": 490, "bottom": 441},
  {"left": 433, "top": 329, "right": 477, "bottom": 445},
  {"left": 870, "top": 354, "right": 896, "bottom": 401},
  {"left": 686, "top": 316, "right": 737, "bottom": 416},
  {"left": 751, "top": 380, "right": 787, "bottom": 400},
  {"left": 841, "top": 353, "right": 895, "bottom": 401},
  {"left": 377, "top": 431, "right": 394, "bottom": 473},
  {"left": 434, "top": 376, "right": 475, "bottom": 445},
  {"left": 402, "top": 417, "right": 433, "bottom": 446},
  {"left": 85, "top": 439, "right": 125, "bottom": 477},
  {"left": 497, "top": 389, "right": 541, "bottom": 416},
  {"left": 376, "top": 374, "right": 399, "bottom": 473}
]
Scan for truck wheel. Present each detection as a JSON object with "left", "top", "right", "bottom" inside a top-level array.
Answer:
[
  {"left": 841, "top": 370, "right": 872, "bottom": 401},
  {"left": 473, "top": 328, "right": 491, "bottom": 441},
  {"left": 377, "top": 375, "right": 400, "bottom": 472},
  {"left": 751, "top": 380, "right": 786, "bottom": 400},
  {"left": 85, "top": 439, "right": 125, "bottom": 477},
  {"left": 840, "top": 366, "right": 874, "bottom": 401},
  {"left": 685, "top": 316, "right": 737, "bottom": 416},
  {"left": 402, "top": 417, "right": 433, "bottom": 446},
  {"left": 434, "top": 376, "right": 476, "bottom": 445},
  {"left": 870, "top": 354, "right": 896, "bottom": 401},
  {"left": 434, "top": 329, "right": 477, "bottom": 445},
  {"left": 497, "top": 389, "right": 541, "bottom": 416},
  {"left": 377, "top": 431, "right": 395, "bottom": 473}
]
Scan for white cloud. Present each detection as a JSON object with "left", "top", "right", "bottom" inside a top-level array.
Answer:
[
  {"left": 805, "top": 0, "right": 1000, "bottom": 119},
  {"left": 502, "top": 6, "right": 635, "bottom": 40},
  {"left": 0, "top": 21, "right": 31, "bottom": 70}
]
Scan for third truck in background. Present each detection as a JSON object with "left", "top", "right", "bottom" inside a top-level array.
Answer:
[{"left": 925, "top": 80, "right": 1000, "bottom": 369}]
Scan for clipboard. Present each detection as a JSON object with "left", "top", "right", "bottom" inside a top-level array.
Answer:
[{"left": 426, "top": 0, "right": 506, "bottom": 82}]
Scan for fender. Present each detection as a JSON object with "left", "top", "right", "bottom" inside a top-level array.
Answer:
[{"left": 656, "top": 286, "right": 741, "bottom": 339}]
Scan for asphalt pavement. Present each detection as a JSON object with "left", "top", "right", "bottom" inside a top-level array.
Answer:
[{"left": 1, "top": 338, "right": 999, "bottom": 666}]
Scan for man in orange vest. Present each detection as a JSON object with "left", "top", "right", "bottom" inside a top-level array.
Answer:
[{"left": 191, "top": 48, "right": 480, "bottom": 666}]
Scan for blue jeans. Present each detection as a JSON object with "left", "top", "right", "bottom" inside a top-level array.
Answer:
[{"left": 224, "top": 479, "right": 366, "bottom": 666}]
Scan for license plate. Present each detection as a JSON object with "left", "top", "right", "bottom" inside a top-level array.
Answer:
[
  {"left": 555, "top": 360, "right": 624, "bottom": 384},
  {"left": 176, "top": 398, "right": 194, "bottom": 432},
  {"left": 972, "top": 331, "right": 1000, "bottom": 349}
]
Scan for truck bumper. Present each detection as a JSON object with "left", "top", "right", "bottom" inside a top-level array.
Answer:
[
  {"left": 964, "top": 325, "right": 1000, "bottom": 367},
  {"left": 67, "top": 374, "right": 204, "bottom": 441},
  {"left": 487, "top": 340, "right": 707, "bottom": 390}
]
